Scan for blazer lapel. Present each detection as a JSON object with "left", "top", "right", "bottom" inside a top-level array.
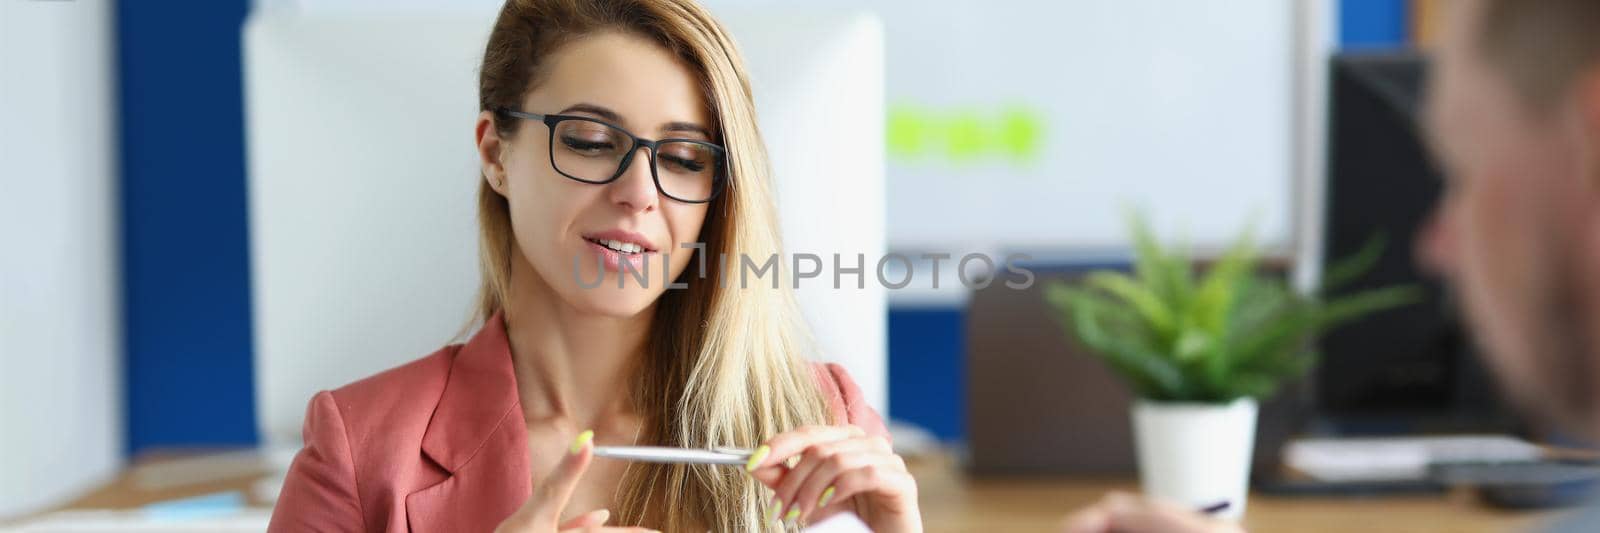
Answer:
[{"left": 406, "top": 311, "right": 531, "bottom": 531}]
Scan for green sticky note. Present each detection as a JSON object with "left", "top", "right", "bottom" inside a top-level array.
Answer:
[
  {"left": 997, "top": 106, "right": 1045, "bottom": 162},
  {"left": 944, "top": 110, "right": 986, "bottom": 162},
  {"left": 886, "top": 105, "right": 928, "bottom": 158},
  {"left": 885, "top": 103, "right": 1047, "bottom": 165}
]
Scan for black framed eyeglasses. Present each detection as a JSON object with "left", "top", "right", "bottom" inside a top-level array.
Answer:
[{"left": 500, "top": 108, "right": 728, "bottom": 204}]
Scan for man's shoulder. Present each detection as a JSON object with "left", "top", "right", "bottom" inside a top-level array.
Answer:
[{"left": 1540, "top": 498, "right": 1600, "bottom": 533}]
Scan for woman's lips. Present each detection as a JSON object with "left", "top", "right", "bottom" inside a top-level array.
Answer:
[
  {"left": 582, "top": 229, "right": 657, "bottom": 253},
  {"left": 583, "top": 237, "right": 651, "bottom": 275}
]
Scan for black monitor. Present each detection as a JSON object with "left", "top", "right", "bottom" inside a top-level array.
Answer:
[{"left": 1314, "top": 51, "right": 1519, "bottom": 434}]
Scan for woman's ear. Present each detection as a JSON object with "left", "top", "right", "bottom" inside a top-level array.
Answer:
[{"left": 476, "top": 110, "right": 509, "bottom": 196}]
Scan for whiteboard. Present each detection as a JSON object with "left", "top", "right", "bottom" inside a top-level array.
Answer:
[{"left": 700, "top": 0, "right": 1303, "bottom": 254}]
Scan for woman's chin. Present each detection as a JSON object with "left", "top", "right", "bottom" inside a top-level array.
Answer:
[{"left": 562, "top": 282, "right": 660, "bottom": 318}]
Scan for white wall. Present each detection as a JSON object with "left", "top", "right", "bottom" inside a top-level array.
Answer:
[{"left": 0, "top": 0, "right": 121, "bottom": 519}]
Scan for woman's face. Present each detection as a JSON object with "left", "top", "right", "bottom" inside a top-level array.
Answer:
[{"left": 483, "top": 31, "right": 714, "bottom": 318}]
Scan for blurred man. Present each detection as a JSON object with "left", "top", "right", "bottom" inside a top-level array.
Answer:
[{"left": 1062, "top": 0, "right": 1600, "bottom": 531}]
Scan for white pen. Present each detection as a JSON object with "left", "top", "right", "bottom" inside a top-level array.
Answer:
[{"left": 591, "top": 446, "right": 754, "bottom": 466}]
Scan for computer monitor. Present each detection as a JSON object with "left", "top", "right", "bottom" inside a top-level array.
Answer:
[{"left": 1314, "top": 51, "right": 1518, "bottom": 434}]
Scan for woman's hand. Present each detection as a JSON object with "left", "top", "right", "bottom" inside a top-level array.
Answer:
[
  {"left": 746, "top": 425, "right": 922, "bottom": 532},
  {"left": 1060, "top": 492, "right": 1245, "bottom": 533},
  {"left": 496, "top": 431, "right": 660, "bottom": 533}
]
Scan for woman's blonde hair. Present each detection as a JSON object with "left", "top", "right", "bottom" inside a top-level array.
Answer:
[{"left": 473, "top": 0, "right": 830, "bottom": 530}]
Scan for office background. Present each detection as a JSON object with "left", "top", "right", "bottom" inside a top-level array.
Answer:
[
  {"left": 0, "top": 0, "right": 1417, "bottom": 518},
  {"left": 117, "top": 0, "right": 1408, "bottom": 451}
]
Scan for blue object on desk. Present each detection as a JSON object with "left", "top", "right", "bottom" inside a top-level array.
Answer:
[{"left": 141, "top": 490, "right": 246, "bottom": 521}]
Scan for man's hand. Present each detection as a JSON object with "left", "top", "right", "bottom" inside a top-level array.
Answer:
[{"left": 1060, "top": 492, "right": 1245, "bottom": 533}]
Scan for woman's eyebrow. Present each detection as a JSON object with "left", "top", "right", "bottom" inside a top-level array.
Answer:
[
  {"left": 558, "top": 102, "right": 713, "bottom": 139},
  {"left": 559, "top": 102, "right": 624, "bottom": 123},
  {"left": 663, "top": 121, "right": 713, "bottom": 138}
]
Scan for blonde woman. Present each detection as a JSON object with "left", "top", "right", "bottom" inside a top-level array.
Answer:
[{"left": 266, "top": 0, "right": 920, "bottom": 531}]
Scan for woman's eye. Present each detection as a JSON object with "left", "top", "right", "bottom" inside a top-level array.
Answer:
[
  {"left": 661, "top": 154, "right": 706, "bottom": 173},
  {"left": 561, "top": 136, "right": 615, "bottom": 154}
]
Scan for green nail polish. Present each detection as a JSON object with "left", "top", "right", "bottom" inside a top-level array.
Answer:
[
  {"left": 569, "top": 429, "right": 594, "bottom": 455},
  {"left": 745, "top": 444, "right": 770, "bottom": 472},
  {"left": 817, "top": 486, "right": 835, "bottom": 508}
]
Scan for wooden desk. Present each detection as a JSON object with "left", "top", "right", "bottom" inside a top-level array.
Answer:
[
  {"left": 910, "top": 454, "right": 1564, "bottom": 533},
  {"left": 41, "top": 452, "right": 1568, "bottom": 532}
]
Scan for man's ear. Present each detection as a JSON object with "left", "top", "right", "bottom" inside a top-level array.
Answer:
[
  {"left": 476, "top": 110, "right": 509, "bottom": 196},
  {"left": 1574, "top": 69, "right": 1600, "bottom": 191},
  {"left": 1572, "top": 71, "right": 1600, "bottom": 316}
]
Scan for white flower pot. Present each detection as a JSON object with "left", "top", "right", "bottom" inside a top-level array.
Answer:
[{"left": 1130, "top": 397, "right": 1258, "bottom": 520}]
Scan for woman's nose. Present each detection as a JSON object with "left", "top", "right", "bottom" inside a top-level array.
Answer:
[{"left": 609, "top": 146, "right": 659, "bottom": 213}]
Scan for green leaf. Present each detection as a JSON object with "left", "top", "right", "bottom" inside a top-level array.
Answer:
[
  {"left": 1315, "top": 285, "right": 1423, "bottom": 331},
  {"left": 1233, "top": 302, "right": 1315, "bottom": 367},
  {"left": 1127, "top": 210, "right": 1189, "bottom": 310},
  {"left": 1173, "top": 327, "right": 1211, "bottom": 362},
  {"left": 1230, "top": 371, "right": 1283, "bottom": 399},
  {"left": 1048, "top": 284, "right": 1187, "bottom": 399},
  {"left": 1191, "top": 226, "right": 1259, "bottom": 334},
  {"left": 1320, "top": 233, "right": 1388, "bottom": 292},
  {"left": 1043, "top": 280, "right": 1079, "bottom": 313},
  {"left": 1084, "top": 271, "right": 1176, "bottom": 337}
]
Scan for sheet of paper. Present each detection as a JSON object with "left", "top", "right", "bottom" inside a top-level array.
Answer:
[
  {"left": 1284, "top": 435, "right": 1541, "bottom": 482},
  {"left": 802, "top": 512, "right": 873, "bottom": 533}
]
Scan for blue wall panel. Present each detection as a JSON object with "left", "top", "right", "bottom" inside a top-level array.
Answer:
[
  {"left": 887, "top": 307, "right": 965, "bottom": 441},
  {"left": 1340, "top": 0, "right": 1409, "bottom": 49},
  {"left": 119, "top": 1, "right": 258, "bottom": 455}
]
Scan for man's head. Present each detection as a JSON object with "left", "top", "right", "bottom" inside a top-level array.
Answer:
[{"left": 1419, "top": 0, "right": 1600, "bottom": 436}]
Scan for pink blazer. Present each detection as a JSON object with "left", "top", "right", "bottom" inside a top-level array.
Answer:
[{"left": 267, "top": 312, "right": 888, "bottom": 532}]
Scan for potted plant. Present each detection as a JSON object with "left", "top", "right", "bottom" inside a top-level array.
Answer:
[{"left": 1043, "top": 215, "right": 1418, "bottom": 520}]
